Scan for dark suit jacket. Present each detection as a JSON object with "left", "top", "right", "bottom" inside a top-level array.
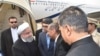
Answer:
[
  {"left": 38, "top": 32, "right": 48, "bottom": 56},
  {"left": 35, "top": 29, "right": 42, "bottom": 44},
  {"left": 12, "top": 38, "right": 40, "bottom": 56},
  {"left": 1, "top": 28, "right": 13, "bottom": 56},
  {"left": 38, "top": 32, "right": 54, "bottom": 56},
  {"left": 66, "top": 36, "right": 100, "bottom": 56},
  {"left": 54, "top": 35, "right": 70, "bottom": 56}
]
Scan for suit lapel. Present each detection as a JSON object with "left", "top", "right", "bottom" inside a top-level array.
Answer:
[
  {"left": 7, "top": 28, "right": 13, "bottom": 44},
  {"left": 54, "top": 35, "right": 62, "bottom": 56},
  {"left": 56, "top": 35, "right": 62, "bottom": 49},
  {"left": 42, "top": 32, "right": 48, "bottom": 50}
]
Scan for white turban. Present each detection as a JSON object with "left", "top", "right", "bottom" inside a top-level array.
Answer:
[{"left": 17, "top": 22, "right": 29, "bottom": 34}]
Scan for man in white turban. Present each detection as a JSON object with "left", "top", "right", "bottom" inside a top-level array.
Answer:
[
  {"left": 12, "top": 22, "right": 40, "bottom": 56},
  {"left": 17, "top": 22, "right": 35, "bottom": 42}
]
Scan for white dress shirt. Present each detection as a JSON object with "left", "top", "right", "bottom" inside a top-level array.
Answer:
[{"left": 11, "top": 28, "right": 18, "bottom": 43}]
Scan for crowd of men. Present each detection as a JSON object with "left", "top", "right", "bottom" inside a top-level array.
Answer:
[{"left": 1, "top": 6, "right": 100, "bottom": 56}]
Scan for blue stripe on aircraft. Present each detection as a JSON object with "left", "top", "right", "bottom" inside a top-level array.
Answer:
[{"left": 36, "top": 12, "right": 60, "bottom": 23}]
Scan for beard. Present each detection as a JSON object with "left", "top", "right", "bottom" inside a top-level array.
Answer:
[{"left": 23, "top": 36, "right": 34, "bottom": 42}]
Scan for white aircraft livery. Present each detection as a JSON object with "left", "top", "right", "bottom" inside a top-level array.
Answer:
[{"left": 30, "top": 0, "right": 100, "bottom": 21}]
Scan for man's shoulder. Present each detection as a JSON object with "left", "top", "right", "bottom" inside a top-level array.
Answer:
[
  {"left": 94, "top": 32, "right": 100, "bottom": 37},
  {"left": 13, "top": 38, "right": 22, "bottom": 47},
  {"left": 39, "top": 32, "right": 46, "bottom": 36},
  {"left": 39, "top": 32, "right": 46, "bottom": 40},
  {"left": 12, "top": 39, "right": 26, "bottom": 51},
  {"left": 66, "top": 45, "right": 100, "bottom": 56},
  {"left": 66, "top": 39, "right": 100, "bottom": 56},
  {"left": 36, "top": 29, "right": 42, "bottom": 33},
  {"left": 1, "top": 28, "right": 10, "bottom": 34}
]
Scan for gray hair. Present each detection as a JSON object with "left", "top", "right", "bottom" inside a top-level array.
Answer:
[
  {"left": 48, "top": 23, "right": 60, "bottom": 33},
  {"left": 58, "top": 6, "right": 88, "bottom": 32}
]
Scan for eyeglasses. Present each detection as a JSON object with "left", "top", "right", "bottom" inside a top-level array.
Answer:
[{"left": 10, "top": 21, "right": 17, "bottom": 23}]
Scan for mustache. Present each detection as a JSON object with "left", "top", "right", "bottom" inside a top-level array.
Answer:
[{"left": 24, "top": 36, "right": 35, "bottom": 42}]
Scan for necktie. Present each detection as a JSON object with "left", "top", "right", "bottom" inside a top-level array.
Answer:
[
  {"left": 49, "top": 39, "right": 54, "bottom": 50},
  {"left": 48, "top": 39, "right": 54, "bottom": 56}
]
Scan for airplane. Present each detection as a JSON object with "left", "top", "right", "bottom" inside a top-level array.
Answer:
[
  {"left": 0, "top": 0, "right": 100, "bottom": 34},
  {"left": 29, "top": 0, "right": 100, "bottom": 30},
  {"left": 30, "top": 0, "right": 100, "bottom": 23},
  {"left": 0, "top": 0, "right": 99, "bottom": 55}
]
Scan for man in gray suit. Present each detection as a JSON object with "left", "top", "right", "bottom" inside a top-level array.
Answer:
[{"left": 58, "top": 6, "right": 100, "bottom": 56}]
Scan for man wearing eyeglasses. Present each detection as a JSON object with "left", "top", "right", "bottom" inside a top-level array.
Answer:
[{"left": 1, "top": 16, "right": 18, "bottom": 56}]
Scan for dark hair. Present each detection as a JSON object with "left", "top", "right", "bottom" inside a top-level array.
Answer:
[
  {"left": 58, "top": 6, "right": 88, "bottom": 32},
  {"left": 88, "top": 23, "right": 97, "bottom": 28},
  {"left": 8, "top": 16, "right": 17, "bottom": 21},
  {"left": 42, "top": 18, "right": 53, "bottom": 24}
]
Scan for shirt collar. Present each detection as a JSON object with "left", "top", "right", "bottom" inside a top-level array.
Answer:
[
  {"left": 74, "top": 34, "right": 91, "bottom": 44},
  {"left": 92, "top": 29, "right": 98, "bottom": 36},
  {"left": 11, "top": 27, "right": 17, "bottom": 30},
  {"left": 55, "top": 34, "right": 60, "bottom": 43},
  {"left": 71, "top": 35, "right": 92, "bottom": 49}
]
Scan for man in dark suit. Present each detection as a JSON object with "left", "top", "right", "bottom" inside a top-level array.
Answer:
[
  {"left": 38, "top": 18, "right": 53, "bottom": 56},
  {"left": 1, "top": 16, "right": 18, "bottom": 56},
  {"left": 58, "top": 6, "right": 100, "bottom": 56},
  {"left": 47, "top": 23, "right": 70, "bottom": 56},
  {"left": 54, "top": 35, "right": 70, "bottom": 56},
  {"left": 36, "top": 29, "right": 42, "bottom": 44},
  {"left": 12, "top": 22, "right": 40, "bottom": 56}
]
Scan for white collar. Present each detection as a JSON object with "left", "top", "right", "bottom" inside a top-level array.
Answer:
[
  {"left": 77, "top": 34, "right": 91, "bottom": 41},
  {"left": 11, "top": 27, "right": 17, "bottom": 30},
  {"left": 55, "top": 34, "right": 60, "bottom": 43},
  {"left": 92, "top": 29, "right": 98, "bottom": 36}
]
